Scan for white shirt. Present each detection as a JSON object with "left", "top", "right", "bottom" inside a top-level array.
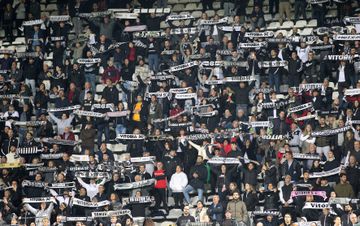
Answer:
[{"left": 338, "top": 65, "right": 346, "bottom": 82}]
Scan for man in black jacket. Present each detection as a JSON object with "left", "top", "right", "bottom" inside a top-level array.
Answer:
[
  {"left": 288, "top": 51, "right": 303, "bottom": 87},
  {"left": 268, "top": 49, "right": 282, "bottom": 93},
  {"left": 102, "top": 79, "right": 119, "bottom": 106}
]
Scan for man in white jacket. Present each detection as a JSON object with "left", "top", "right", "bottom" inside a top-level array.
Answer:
[{"left": 169, "top": 165, "right": 188, "bottom": 208}]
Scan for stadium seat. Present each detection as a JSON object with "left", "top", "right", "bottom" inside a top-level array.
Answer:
[
  {"left": 168, "top": 0, "right": 178, "bottom": 4},
  {"left": 294, "top": 20, "right": 307, "bottom": 28},
  {"left": 12, "top": 37, "right": 26, "bottom": 45},
  {"left": 280, "top": 21, "right": 294, "bottom": 29},
  {"left": 205, "top": 10, "right": 215, "bottom": 17},
  {"left": 332, "top": 91, "right": 339, "bottom": 100},
  {"left": 307, "top": 19, "right": 318, "bottom": 27},
  {"left": 264, "top": 14, "right": 273, "bottom": 22},
  {"left": 300, "top": 27, "right": 313, "bottom": 36},
  {"left": 167, "top": 209, "right": 182, "bottom": 219},
  {"left": 184, "top": 3, "right": 197, "bottom": 11},
  {"left": 217, "top": 9, "right": 224, "bottom": 17},
  {"left": 213, "top": 1, "right": 221, "bottom": 9},
  {"left": 191, "top": 10, "right": 203, "bottom": 18},
  {"left": 96, "top": 84, "right": 105, "bottom": 93},
  {"left": 172, "top": 4, "right": 184, "bottom": 12},
  {"left": 267, "top": 22, "right": 281, "bottom": 30},
  {"left": 160, "top": 221, "right": 176, "bottom": 226},
  {"left": 160, "top": 21, "right": 168, "bottom": 29},
  {"left": 45, "top": 4, "right": 57, "bottom": 12},
  {"left": 46, "top": 52, "right": 53, "bottom": 60}
]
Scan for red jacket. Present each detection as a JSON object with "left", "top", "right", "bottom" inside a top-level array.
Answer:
[
  {"left": 61, "top": 132, "right": 75, "bottom": 141},
  {"left": 153, "top": 169, "right": 167, "bottom": 189},
  {"left": 102, "top": 66, "right": 120, "bottom": 83}
]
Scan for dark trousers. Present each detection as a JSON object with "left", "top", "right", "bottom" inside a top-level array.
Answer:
[
  {"left": 201, "top": 0, "right": 213, "bottom": 11},
  {"left": 269, "top": 0, "right": 279, "bottom": 15},
  {"left": 154, "top": 188, "right": 168, "bottom": 209},
  {"left": 173, "top": 192, "right": 183, "bottom": 208}
]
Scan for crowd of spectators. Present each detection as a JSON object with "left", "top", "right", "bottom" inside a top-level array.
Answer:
[{"left": 0, "top": 0, "right": 360, "bottom": 226}]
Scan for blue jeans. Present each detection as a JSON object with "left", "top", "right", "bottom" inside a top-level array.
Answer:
[
  {"left": 183, "top": 185, "right": 204, "bottom": 204},
  {"left": 269, "top": 72, "right": 280, "bottom": 93},
  {"left": 85, "top": 73, "right": 96, "bottom": 93},
  {"left": 97, "top": 124, "right": 110, "bottom": 145},
  {"left": 148, "top": 54, "right": 159, "bottom": 73},
  {"left": 115, "top": 124, "right": 126, "bottom": 136}
]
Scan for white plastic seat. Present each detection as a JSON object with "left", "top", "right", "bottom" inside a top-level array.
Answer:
[
  {"left": 246, "top": 7, "right": 253, "bottom": 15},
  {"left": 307, "top": 19, "right": 318, "bottom": 27},
  {"left": 332, "top": 91, "right": 339, "bottom": 100},
  {"left": 213, "top": 1, "right": 221, "bottom": 9},
  {"left": 294, "top": 20, "right": 307, "bottom": 28},
  {"left": 12, "top": 37, "right": 26, "bottom": 45},
  {"left": 184, "top": 3, "right": 197, "bottom": 11},
  {"left": 217, "top": 9, "right": 224, "bottom": 17},
  {"left": 280, "top": 21, "right": 294, "bottom": 29},
  {"left": 205, "top": 10, "right": 215, "bottom": 17},
  {"left": 96, "top": 84, "right": 105, "bottom": 93},
  {"left": 172, "top": 4, "right": 184, "bottom": 12},
  {"left": 267, "top": 22, "right": 280, "bottom": 30},
  {"left": 300, "top": 27, "right": 313, "bottom": 36},
  {"left": 46, "top": 4, "right": 57, "bottom": 11},
  {"left": 191, "top": 10, "right": 203, "bottom": 18},
  {"left": 264, "top": 14, "right": 273, "bottom": 22},
  {"left": 160, "top": 21, "right": 168, "bottom": 29}
]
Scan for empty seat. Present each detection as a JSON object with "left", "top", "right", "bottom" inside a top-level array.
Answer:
[
  {"left": 172, "top": 4, "right": 184, "bottom": 12},
  {"left": 191, "top": 10, "right": 203, "bottom": 18},
  {"left": 96, "top": 84, "right": 105, "bottom": 93},
  {"left": 217, "top": 9, "right": 224, "bottom": 17},
  {"left": 332, "top": 91, "right": 339, "bottom": 100},
  {"left": 46, "top": 4, "right": 57, "bottom": 11},
  {"left": 307, "top": 19, "right": 318, "bottom": 27},
  {"left": 12, "top": 37, "right": 26, "bottom": 45},
  {"left": 300, "top": 27, "right": 313, "bottom": 36},
  {"left": 294, "top": 20, "right": 307, "bottom": 28},
  {"left": 213, "top": 1, "right": 221, "bottom": 9},
  {"left": 267, "top": 22, "right": 281, "bottom": 30},
  {"left": 160, "top": 21, "right": 168, "bottom": 29},
  {"left": 280, "top": 21, "right": 294, "bottom": 29},
  {"left": 184, "top": 3, "right": 197, "bottom": 11},
  {"left": 205, "top": 10, "right": 215, "bottom": 17},
  {"left": 264, "top": 14, "right": 273, "bottom": 22}
]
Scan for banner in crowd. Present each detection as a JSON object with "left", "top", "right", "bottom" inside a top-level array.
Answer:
[
  {"left": 133, "top": 8, "right": 171, "bottom": 14},
  {"left": 343, "top": 16, "right": 360, "bottom": 24},
  {"left": 77, "top": 58, "right": 101, "bottom": 64},
  {"left": 259, "top": 61, "right": 288, "bottom": 68},
  {"left": 166, "top": 14, "right": 194, "bottom": 21},
  {"left": 302, "top": 202, "right": 331, "bottom": 209},
  {"left": 295, "top": 113, "right": 319, "bottom": 121},
  {"left": 74, "top": 110, "right": 105, "bottom": 118},
  {"left": 91, "top": 209, "right": 132, "bottom": 218},
  {"left": 169, "top": 61, "right": 199, "bottom": 72},
  {"left": 311, "top": 126, "right": 351, "bottom": 137},
  {"left": 308, "top": 166, "right": 342, "bottom": 178},
  {"left": 48, "top": 105, "right": 81, "bottom": 112},
  {"left": 287, "top": 102, "right": 313, "bottom": 114},
  {"left": 116, "top": 134, "right": 146, "bottom": 140},
  {"left": 290, "top": 191, "right": 327, "bottom": 200},
  {"left": 75, "top": 171, "right": 111, "bottom": 179},
  {"left": 251, "top": 210, "right": 282, "bottom": 217},
  {"left": 344, "top": 88, "right": 360, "bottom": 96},
  {"left": 70, "top": 154, "right": 90, "bottom": 162},
  {"left": 13, "top": 121, "right": 47, "bottom": 127},
  {"left": 49, "top": 15, "right": 70, "bottom": 21},
  {"left": 175, "top": 93, "right": 197, "bottom": 99},
  {"left": 0, "top": 162, "right": 21, "bottom": 168},
  {"left": 333, "top": 35, "right": 360, "bottom": 40},
  {"left": 292, "top": 153, "right": 321, "bottom": 160},
  {"left": 207, "top": 157, "right": 241, "bottom": 164},
  {"left": 23, "top": 197, "right": 55, "bottom": 203},
  {"left": 47, "top": 182, "right": 76, "bottom": 189},
  {"left": 123, "top": 196, "right": 155, "bottom": 204},
  {"left": 22, "top": 19, "right": 43, "bottom": 26},
  {"left": 72, "top": 198, "right": 110, "bottom": 207},
  {"left": 244, "top": 31, "right": 274, "bottom": 38},
  {"left": 130, "top": 156, "right": 156, "bottom": 164},
  {"left": 22, "top": 180, "right": 46, "bottom": 188},
  {"left": 113, "top": 13, "right": 139, "bottom": 19},
  {"left": 114, "top": 179, "right": 156, "bottom": 190},
  {"left": 239, "top": 42, "right": 267, "bottom": 48},
  {"left": 40, "top": 138, "right": 80, "bottom": 146},
  {"left": 324, "top": 55, "right": 353, "bottom": 61},
  {"left": 198, "top": 17, "right": 228, "bottom": 25},
  {"left": 78, "top": 11, "right": 111, "bottom": 18},
  {"left": 328, "top": 197, "right": 359, "bottom": 204}
]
